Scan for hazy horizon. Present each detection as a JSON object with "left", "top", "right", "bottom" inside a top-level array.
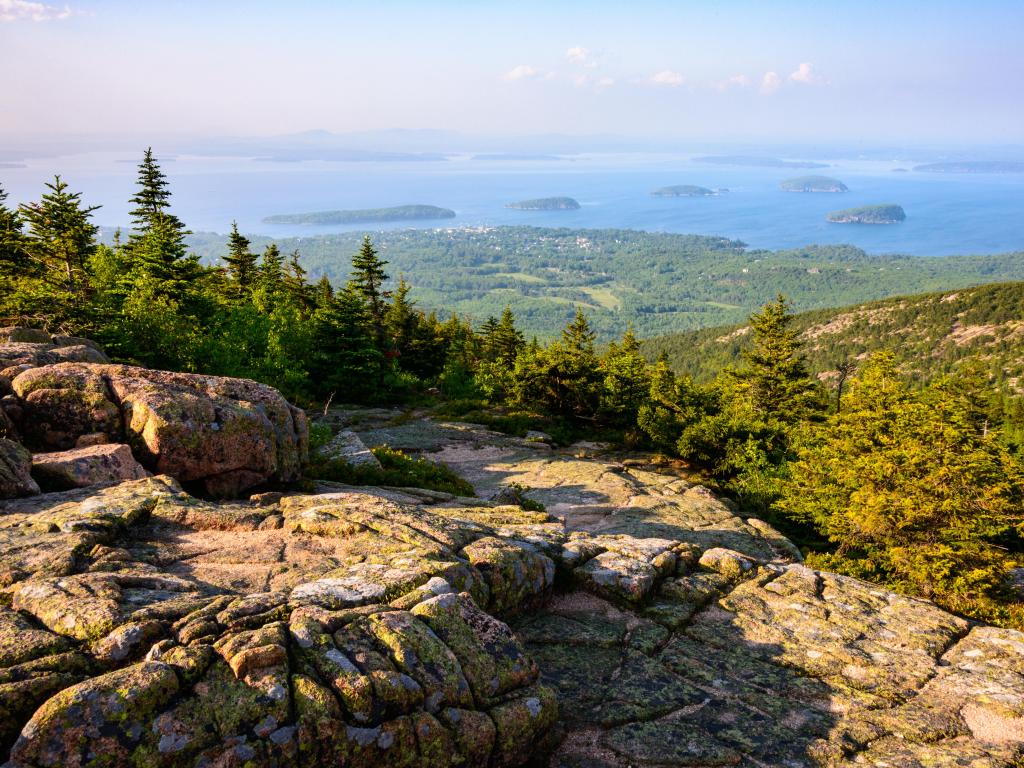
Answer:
[{"left": 3, "top": 0, "right": 1023, "bottom": 145}]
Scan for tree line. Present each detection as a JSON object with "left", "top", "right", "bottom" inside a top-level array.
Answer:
[{"left": 1, "top": 150, "right": 1021, "bottom": 628}]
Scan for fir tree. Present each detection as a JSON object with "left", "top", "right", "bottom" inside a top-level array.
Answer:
[
  {"left": 350, "top": 235, "right": 390, "bottom": 349},
  {"left": 222, "top": 221, "right": 258, "bottom": 292},
  {"left": 309, "top": 283, "right": 383, "bottom": 402},
  {"left": 258, "top": 244, "right": 285, "bottom": 292},
  {"left": 488, "top": 306, "right": 525, "bottom": 365},
  {"left": 19, "top": 176, "right": 100, "bottom": 294},
  {"left": 0, "top": 184, "right": 29, "bottom": 273},
  {"left": 600, "top": 329, "right": 651, "bottom": 424},
  {"left": 282, "top": 249, "right": 314, "bottom": 311},
  {"left": 739, "top": 295, "right": 813, "bottom": 417}
]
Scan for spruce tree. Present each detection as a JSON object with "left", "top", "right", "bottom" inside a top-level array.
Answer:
[
  {"left": 283, "top": 249, "right": 314, "bottom": 311},
  {"left": 740, "top": 295, "right": 813, "bottom": 416},
  {"left": 309, "top": 283, "right": 383, "bottom": 402},
  {"left": 19, "top": 175, "right": 100, "bottom": 294},
  {"left": 0, "top": 184, "right": 30, "bottom": 273},
  {"left": 600, "top": 329, "right": 651, "bottom": 424},
  {"left": 350, "top": 235, "right": 390, "bottom": 349},
  {"left": 258, "top": 244, "right": 285, "bottom": 292},
  {"left": 223, "top": 221, "right": 258, "bottom": 292},
  {"left": 489, "top": 306, "right": 525, "bottom": 365}
]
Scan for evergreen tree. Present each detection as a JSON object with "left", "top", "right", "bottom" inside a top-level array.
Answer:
[
  {"left": 128, "top": 148, "right": 187, "bottom": 237},
  {"left": 282, "top": 249, "right": 314, "bottom": 311},
  {"left": 0, "top": 185, "right": 29, "bottom": 272},
  {"left": 19, "top": 176, "right": 99, "bottom": 294},
  {"left": 222, "top": 221, "right": 258, "bottom": 292},
  {"left": 259, "top": 244, "right": 285, "bottom": 291},
  {"left": 600, "top": 329, "right": 651, "bottom": 425},
  {"left": 488, "top": 306, "right": 525, "bottom": 365},
  {"left": 308, "top": 283, "right": 383, "bottom": 402},
  {"left": 350, "top": 235, "right": 390, "bottom": 349},
  {"left": 781, "top": 353, "right": 1022, "bottom": 619},
  {"left": 739, "top": 295, "right": 814, "bottom": 417}
]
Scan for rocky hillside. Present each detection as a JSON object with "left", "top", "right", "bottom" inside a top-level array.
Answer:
[
  {"left": 642, "top": 281, "right": 1024, "bottom": 389},
  {"left": 1, "top": 330, "right": 1023, "bottom": 766}
]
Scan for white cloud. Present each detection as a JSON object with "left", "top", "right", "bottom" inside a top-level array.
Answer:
[
  {"left": 760, "top": 71, "right": 781, "bottom": 94},
  {"left": 0, "top": 0, "right": 75, "bottom": 21},
  {"left": 716, "top": 74, "right": 750, "bottom": 91},
  {"left": 504, "top": 64, "right": 540, "bottom": 82},
  {"left": 650, "top": 70, "right": 684, "bottom": 87},
  {"left": 566, "top": 46, "right": 598, "bottom": 68},
  {"left": 596, "top": 76, "right": 615, "bottom": 89},
  {"left": 789, "top": 62, "right": 821, "bottom": 84}
]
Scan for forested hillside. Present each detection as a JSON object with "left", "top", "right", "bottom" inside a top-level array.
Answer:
[
  {"left": 642, "top": 281, "right": 1024, "bottom": 390},
  {"left": 175, "top": 227, "right": 1024, "bottom": 341}
]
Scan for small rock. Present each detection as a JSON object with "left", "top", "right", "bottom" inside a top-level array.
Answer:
[
  {"left": 316, "top": 429, "right": 382, "bottom": 469},
  {"left": 524, "top": 430, "right": 553, "bottom": 444},
  {"left": 251, "top": 490, "right": 284, "bottom": 506},
  {"left": 0, "top": 437, "right": 39, "bottom": 498},
  {"left": 31, "top": 443, "right": 150, "bottom": 491},
  {"left": 698, "top": 547, "right": 758, "bottom": 581},
  {"left": 75, "top": 431, "right": 111, "bottom": 448}
]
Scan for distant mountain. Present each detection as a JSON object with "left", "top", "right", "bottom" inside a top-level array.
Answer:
[
  {"left": 780, "top": 175, "right": 848, "bottom": 193},
  {"left": 826, "top": 204, "right": 905, "bottom": 224},
  {"left": 641, "top": 281, "right": 1024, "bottom": 390},
  {"left": 694, "top": 155, "right": 829, "bottom": 169},
  {"left": 471, "top": 153, "right": 564, "bottom": 161},
  {"left": 505, "top": 197, "right": 581, "bottom": 210},
  {"left": 262, "top": 205, "right": 456, "bottom": 225},
  {"left": 914, "top": 161, "right": 1024, "bottom": 174}
]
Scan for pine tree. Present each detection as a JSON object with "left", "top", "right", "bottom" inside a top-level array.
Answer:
[
  {"left": 19, "top": 175, "right": 100, "bottom": 294},
  {"left": 222, "top": 221, "right": 258, "bottom": 292},
  {"left": 350, "top": 235, "right": 390, "bottom": 349},
  {"left": 739, "top": 295, "right": 813, "bottom": 417}
]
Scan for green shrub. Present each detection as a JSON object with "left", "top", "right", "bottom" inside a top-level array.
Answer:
[{"left": 306, "top": 444, "right": 474, "bottom": 497}]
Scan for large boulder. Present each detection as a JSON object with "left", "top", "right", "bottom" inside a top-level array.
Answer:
[
  {"left": 0, "top": 437, "right": 39, "bottom": 498},
  {"left": 31, "top": 444, "right": 149, "bottom": 491},
  {"left": 12, "top": 363, "right": 308, "bottom": 497}
]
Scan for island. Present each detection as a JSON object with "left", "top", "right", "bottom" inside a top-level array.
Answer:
[
  {"left": 262, "top": 204, "right": 456, "bottom": 225},
  {"left": 694, "top": 155, "right": 828, "bottom": 169},
  {"left": 779, "top": 175, "right": 848, "bottom": 193},
  {"left": 471, "top": 153, "right": 563, "bottom": 161},
  {"left": 826, "top": 204, "right": 906, "bottom": 224},
  {"left": 505, "top": 196, "right": 581, "bottom": 210},
  {"left": 913, "top": 161, "right": 1024, "bottom": 174},
  {"left": 651, "top": 185, "right": 726, "bottom": 197}
]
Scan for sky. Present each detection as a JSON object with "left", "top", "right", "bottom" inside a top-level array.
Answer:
[{"left": 2, "top": 0, "right": 1023, "bottom": 145}]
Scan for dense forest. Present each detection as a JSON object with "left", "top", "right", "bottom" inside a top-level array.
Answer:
[
  {"left": 174, "top": 227, "right": 1024, "bottom": 341},
  {"left": 2, "top": 150, "right": 1023, "bottom": 630}
]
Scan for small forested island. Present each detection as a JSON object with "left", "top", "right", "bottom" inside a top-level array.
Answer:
[
  {"left": 262, "top": 204, "right": 456, "bottom": 225},
  {"left": 650, "top": 185, "right": 725, "bottom": 197},
  {"left": 471, "top": 153, "right": 562, "bottom": 161},
  {"left": 914, "top": 160, "right": 1024, "bottom": 174},
  {"left": 826, "top": 203, "right": 906, "bottom": 224},
  {"left": 505, "top": 196, "right": 581, "bottom": 210},
  {"left": 779, "top": 175, "right": 848, "bottom": 193},
  {"left": 694, "top": 155, "right": 828, "bottom": 169}
]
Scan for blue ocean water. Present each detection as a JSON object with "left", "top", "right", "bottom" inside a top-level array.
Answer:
[{"left": 3, "top": 152, "right": 1023, "bottom": 256}]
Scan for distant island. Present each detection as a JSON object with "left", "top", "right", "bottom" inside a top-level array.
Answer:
[
  {"left": 826, "top": 204, "right": 906, "bottom": 224},
  {"left": 471, "top": 153, "right": 563, "bottom": 161},
  {"left": 505, "top": 196, "right": 581, "bottom": 210},
  {"left": 779, "top": 175, "right": 848, "bottom": 193},
  {"left": 913, "top": 161, "right": 1024, "bottom": 174},
  {"left": 651, "top": 185, "right": 726, "bottom": 197},
  {"left": 263, "top": 204, "right": 456, "bottom": 225},
  {"left": 694, "top": 155, "right": 829, "bottom": 169}
]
